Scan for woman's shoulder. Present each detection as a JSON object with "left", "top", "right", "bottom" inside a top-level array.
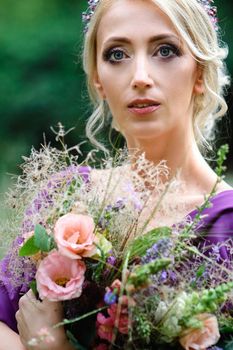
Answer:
[
  {"left": 191, "top": 189, "right": 233, "bottom": 241},
  {"left": 210, "top": 188, "right": 233, "bottom": 213},
  {"left": 188, "top": 185, "right": 233, "bottom": 228}
]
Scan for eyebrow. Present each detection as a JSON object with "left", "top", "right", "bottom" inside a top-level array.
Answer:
[{"left": 103, "top": 34, "right": 180, "bottom": 46}]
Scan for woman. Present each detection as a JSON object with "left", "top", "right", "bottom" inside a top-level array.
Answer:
[{"left": 0, "top": 0, "right": 232, "bottom": 348}]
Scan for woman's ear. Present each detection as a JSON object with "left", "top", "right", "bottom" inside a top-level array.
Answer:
[
  {"left": 193, "top": 66, "right": 205, "bottom": 95},
  {"left": 93, "top": 71, "right": 106, "bottom": 99}
]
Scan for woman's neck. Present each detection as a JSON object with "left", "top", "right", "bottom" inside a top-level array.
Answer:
[{"left": 126, "top": 129, "right": 218, "bottom": 195}]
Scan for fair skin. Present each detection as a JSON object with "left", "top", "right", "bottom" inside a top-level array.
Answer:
[
  {"left": 94, "top": 0, "right": 231, "bottom": 202},
  {"left": 0, "top": 0, "right": 231, "bottom": 348},
  {"left": 0, "top": 290, "right": 74, "bottom": 350}
]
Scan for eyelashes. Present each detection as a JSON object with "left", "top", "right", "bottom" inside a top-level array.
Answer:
[
  {"left": 158, "top": 44, "right": 181, "bottom": 58},
  {"left": 103, "top": 48, "right": 128, "bottom": 63},
  {"left": 102, "top": 44, "right": 182, "bottom": 64}
]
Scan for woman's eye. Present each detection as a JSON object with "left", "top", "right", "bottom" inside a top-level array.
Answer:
[
  {"left": 157, "top": 45, "right": 180, "bottom": 58},
  {"left": 104, "top": 48, "right": 127, "bottom": 63}
]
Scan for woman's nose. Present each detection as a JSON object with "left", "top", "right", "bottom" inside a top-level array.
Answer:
[{"left": 130, "top": 58, "right": 154, "bottom": 90}]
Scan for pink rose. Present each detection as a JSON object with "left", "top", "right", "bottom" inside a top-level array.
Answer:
[
  {"left": 36, "top": 251, "right": 86, "bottom": 301},
  {"left": 54, "top": 213, "right": 96, "bottom": 259},
  {"left": 179, "top": 313, "right": 220, "bottom": 350}
]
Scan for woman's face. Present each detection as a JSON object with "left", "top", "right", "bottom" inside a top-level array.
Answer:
[{"left": 94, "top": 0, "right": 203, "bottom": 146}]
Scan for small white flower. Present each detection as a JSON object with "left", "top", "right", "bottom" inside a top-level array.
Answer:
[
  {"left": 154, "top": 301, "right": 168, "bottom": 323},
  {"left": 28, "top": 338, "right": 38, "bottom": 346},
  {"left": 163, "top": 316, "right": 182, "bottom": 337}
]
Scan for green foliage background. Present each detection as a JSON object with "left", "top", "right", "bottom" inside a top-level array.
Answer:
[{"left": 0, "top": 0, "right": 232, "bottom": 195}]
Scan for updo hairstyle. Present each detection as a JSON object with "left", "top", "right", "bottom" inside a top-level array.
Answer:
[{"left": 83, "top": 0, "right": 230, "bottom": 153}]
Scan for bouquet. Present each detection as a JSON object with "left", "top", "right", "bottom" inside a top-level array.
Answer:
[{"left": 2, "top": 135, "right": 233, "bottom": 350}]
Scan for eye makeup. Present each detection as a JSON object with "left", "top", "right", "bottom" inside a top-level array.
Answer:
[
  {"left": 101, "top": 34, "right": 183, "bottom": 64},
  {"left": 103, "top": 47, "right": 128, "bottom": 63},
  {"left": 155, "top": 44, "right": 182, "bottom": 59}
]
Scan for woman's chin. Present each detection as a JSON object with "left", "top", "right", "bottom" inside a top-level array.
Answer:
[{"left": 124, "top": 124, "right": 167, "bottom": 142}]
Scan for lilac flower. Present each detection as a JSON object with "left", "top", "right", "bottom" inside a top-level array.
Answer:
[
  {"left": 0, "top": 165, "right": 90, "bottom": 299},
  {"left": 124, "top": 182, "right": 143, "bottom": 211},
  {"left": 98, "top": 198, "right": 126, "bottom": 229},
  {"left": 107, "top": 255, "right": 117, "bottom": 266},
  {"left": 0, "top": 247, "right": 36, "bottom": 299},
  {"left": 210, "top": 245, "right": 222, "bottom": 263},
  {"left": 142, "top": 238, "right": 173, "bottom": 264},
  {"left": 22, "top": 165, "right": 90, "bottom": 234},
  {"left": 103, "top": 255, "right": 117, "bottom": 279},
  {"left": 159, "top": 270, "right": 168, "bottom": 282},
  {"left": 157, "top": 269, "right": 178, "bottom": 286},
  {"left": 105, "top": 198, "right": 125, "bottom": 212},
  {"left": 1, "top": 237, "right": 36, "bottom": 296}
]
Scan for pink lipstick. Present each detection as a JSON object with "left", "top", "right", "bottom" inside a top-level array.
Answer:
[{"left": 128, "top": 99, "right": 160, "bottom": 115}]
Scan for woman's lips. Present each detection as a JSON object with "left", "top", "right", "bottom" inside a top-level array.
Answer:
[{"left": 128, "top": 104, "right": 161, "bottom": 115}]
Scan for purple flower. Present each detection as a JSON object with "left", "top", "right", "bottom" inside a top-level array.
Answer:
[
  {"left": 104, "top": 291, "right": 117, "bottom": 305},
  {"left": 98, "top": 198, "right": 126, "bottom": 229},
  {"left": 22, "top": 165, "right": 90, "bottom": 234},
  {"left": 103, "top": 255, "right": 117, "bottom": 279},
  {"left": 142, "top": 238, "right": 173, "bottom": 264},
  {"left": 113, "top": 198, "right": 125, "bottom": 211},
  {"left": 0, "top": 248, "right": 36, "bottom": 300},
  {"left": 124, "top": 182, "right": 143, "bottom": 210},
  {"left": 1, "top": 165, "right": 91, "bottom": 299},
  {"left": 159, "top": 270, "right": 168, "bottom": 282},
  {"left": 107, "top": 255, "right": 117, "bottom": 266},
  {"left": 210, "top": 245, "right": 222, "bottom": 263}
]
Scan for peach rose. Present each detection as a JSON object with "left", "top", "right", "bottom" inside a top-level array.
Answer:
[
  {"left": 179, "top": 313, "right": 220, "bottom": 350},
  {"left": 54, "top": 213, "right": 96, "bottom": 259},
  {"left": 36, "top": 251, "right": 86, "bottom": 301}
]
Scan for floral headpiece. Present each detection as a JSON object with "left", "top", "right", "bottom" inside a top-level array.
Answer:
[
  {"left": 82, "top": 0, "right": 218, "bottom": 33},
  {"left": 197, "top": 0, "right": 218, "bottom": 30},
  {"left": 82, "top": 0, "right": 99, "bottom": 33}
]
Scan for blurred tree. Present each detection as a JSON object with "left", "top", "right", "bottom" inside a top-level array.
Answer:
[
  {"left": 0, "top": 0, "right": 89, "bottom": 187},
  {"left": 214, "top": 0, "right": 233, "bottom": 172}
]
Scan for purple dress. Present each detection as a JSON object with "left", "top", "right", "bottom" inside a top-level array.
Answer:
[
  {"left": 0, "top": 189, "right": 233, "bottom": 333},
  {"left": 188, "top": 190, "right": 233, "bottom": 260}
]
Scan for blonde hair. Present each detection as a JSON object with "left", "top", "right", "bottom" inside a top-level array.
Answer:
[{"left": 83, "top": 0, "right": 230, "bottom": 153}]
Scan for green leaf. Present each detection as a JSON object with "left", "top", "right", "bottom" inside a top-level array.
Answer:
[
  {"left": 29, "top": 280, "right": 38, "bottom": 297},
  {"left": 196, "top": 264, "right": 206, "bottom": 278},
  {"left": 19, "top": 236, "right": 40, "bottom": 256},
  {"left": 34, "top": 224, "right": 56, "bottom": 252},
  {"left": 127, "top": 258, "right": 171, "bottom": 289}
]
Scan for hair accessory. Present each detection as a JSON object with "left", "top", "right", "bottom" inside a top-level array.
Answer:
[
  {"left": 82, "top": 0, "right": 100, "bottom": 33},
  {"left": 82, "top": 0, "right": 218, "bottom": 33},
  {"left": 197, "top": 0, "right": 218, "bottom": 30}
]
